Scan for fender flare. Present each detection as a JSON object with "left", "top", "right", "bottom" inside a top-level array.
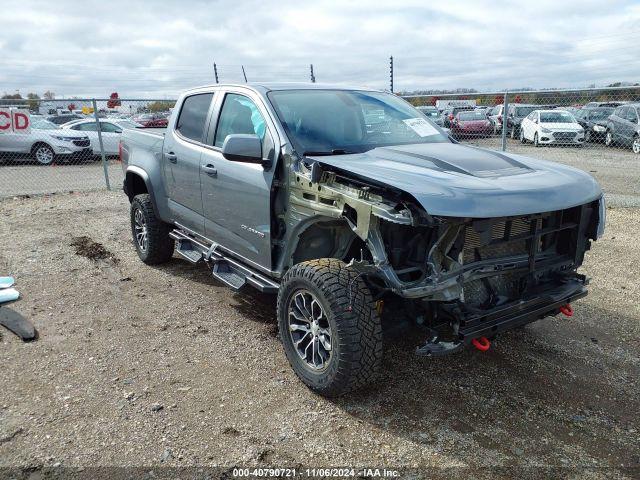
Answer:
[{"left": 125, "top": 166, "right": 160, "bottom": 217}]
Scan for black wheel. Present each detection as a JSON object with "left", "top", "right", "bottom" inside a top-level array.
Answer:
[
  {"left": 31, "top": 143, "right": 55, "bottom": 165},
  {"left": 519, "top": 128, "right": 526, "bottom": 143},
  {"left": 130, "top": 194, "right": 174, "bottom": 264},
  {"left": 534, "top": 132, "right": 540, "bottom": 147},
  {"left": 277, "top": 259, "right": 383, "bottom": 397}
]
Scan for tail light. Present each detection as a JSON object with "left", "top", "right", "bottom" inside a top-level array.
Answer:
[
  {"left": 449, "top": 114, "right": 454, "bottom": 120},
  {"left": 497, "top": 115, "right": 502, "bottom": 123}
]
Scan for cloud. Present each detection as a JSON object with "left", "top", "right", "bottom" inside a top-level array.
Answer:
[{"left": 0, "top": 0, "right": 639, "bottom": 98}]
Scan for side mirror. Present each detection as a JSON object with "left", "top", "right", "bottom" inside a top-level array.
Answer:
[
  {"left": 115, "top": 129, "right": 122, "bottom": 134},
  {"left": 222, "top": 134, "right": 263, "bottom": 164}
]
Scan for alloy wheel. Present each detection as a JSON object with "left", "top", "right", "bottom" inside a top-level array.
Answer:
[
  {"left": 287, "top": 290, "right": 332, "bottom": 371},
  {"left": 633, "top": 138, "right": 640, "bottom": 154},
  {"left": 35, "top": 146, "right": 54, "bottom": 165},
  {"left": 605, "top": 131, "right": 613, "bottom": 147},
  {"left": 133, "top": 207, "right": 148, "bottom": 252}
]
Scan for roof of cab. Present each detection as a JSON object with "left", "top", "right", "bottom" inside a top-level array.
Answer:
[{"left": 183, "top": 82, "right": 382, "bottom": 94}]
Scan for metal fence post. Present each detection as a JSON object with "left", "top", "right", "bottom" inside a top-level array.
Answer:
[
  {"left": 92, "top": 99, "right": 111, "bottom": 190},
  {"left": 501, "top": 91, "right": 509, "bottom": 152}
]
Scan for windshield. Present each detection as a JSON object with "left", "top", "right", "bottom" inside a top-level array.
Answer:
[
  {"left": 589, "top": 108, "right": 613, "bottom": 120},
  {"left": 268, "top": 90, "right": 448, "bottom": 154},
  {"left": 515, "top": 106, "right": 539, "bottom": 116},
  {"left": 33, "top": 119, "right": 59, "bottom": 130},
  {"left": 540, "top": 111, "right": 575, "bottom": 123},
  {"left": 458, "top": 112, "right": 487, "bottom": 121}
]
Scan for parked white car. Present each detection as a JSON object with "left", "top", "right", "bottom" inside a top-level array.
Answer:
[
  {"left": 0, "top": 119, "right": 92, "bottom": 165},
  {"left": 520, "top": 110, "right": 585, "bottom": 146},
  {"left": 61, "top": 119, "right": 142, "bottom": 155}
]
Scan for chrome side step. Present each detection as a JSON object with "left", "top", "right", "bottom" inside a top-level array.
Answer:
[{"left": 169, "top": 229, "right": 279, "bottom": 294}]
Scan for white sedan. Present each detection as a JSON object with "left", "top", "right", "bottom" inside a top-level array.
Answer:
[
  {"left": 60, "top": 118, "right": 142, "bottom": 155},
  {"left": 520, "top": 110, "right": 585, "bottom": 146}
]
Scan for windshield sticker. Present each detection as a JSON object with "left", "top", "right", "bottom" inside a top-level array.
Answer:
[{"left": 403, "top": 117, "right": 439, "bottom": 137}]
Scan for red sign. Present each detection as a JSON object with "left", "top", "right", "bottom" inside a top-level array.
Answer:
[{"left": 0, "top": 108, "right": 31, "bottom": 134}]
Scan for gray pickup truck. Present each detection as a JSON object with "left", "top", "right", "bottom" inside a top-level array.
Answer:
[{"left": 120, "top": 83, "right": 605, "bottom": 396}]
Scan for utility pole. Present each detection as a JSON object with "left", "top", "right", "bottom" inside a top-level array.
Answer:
[
  {"left": 389, "top": 56, "right": 394, "bottom": 93},
  {"left": 242, "top": 65, "right": 248, "bottom": 83},
  {"left": 310, "top": 64, "right": 316, "bottom": 83},
  {"left": 213, "top": 63, "right": 219, "bottom": 83}
]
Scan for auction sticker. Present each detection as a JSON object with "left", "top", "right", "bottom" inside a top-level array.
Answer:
[{"left": 403, "top": 117, "right": 439, "bottom": 137}]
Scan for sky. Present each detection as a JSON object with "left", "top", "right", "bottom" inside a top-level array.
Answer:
[{"left": 1, "top": 0, "right": 639, "bottom": 99}]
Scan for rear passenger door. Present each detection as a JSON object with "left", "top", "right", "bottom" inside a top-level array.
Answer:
[
  {"left": 622, "top": 107, "right": 638, "bottom": 144},
  {"left": 200, "top": 89, "right": 278, "bottom": 271},
  {"left": 162, "top": 92, "right": 215, "bottom": 233}
]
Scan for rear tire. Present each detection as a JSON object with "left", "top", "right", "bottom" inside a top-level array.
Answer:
[
  {"left": 277, "top": 259, "right": 383, "bottom": 397},
  {"left": 130, "top": 194, "right": 174, "bottom": 265}
]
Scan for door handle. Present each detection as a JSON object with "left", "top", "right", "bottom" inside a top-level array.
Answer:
[
  {"left": 166, "top": 152, "right": 177, "bottom": 163},
  {"left": 202, "top": 164, "right": 217, "bottom": 177}
]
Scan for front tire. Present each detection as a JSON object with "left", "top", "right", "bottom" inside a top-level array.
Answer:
[
  {"left": 32, "top": 144, "right": 55, "bottom": 165},
  {"left": 277, "top": 259, "right": 383, "bottom": 397},
  {"left": 534, "top": 132, "right": 540, "bottom": 147},
  {"left": 130, "top": 194, "right": 174, "bottom": 265},
  {"left": 632, "top": 136, "right": 640, "bottom": 154}
]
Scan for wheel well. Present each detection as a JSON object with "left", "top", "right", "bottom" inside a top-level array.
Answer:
[
  {"left": 31, "top": 142, "right": 52, "bottom": 154},
  {"left": 290, "top": 220, "right": 371, "bottom": 266},
  {"left": 125, "top": 172, "right": 148, "bottom": 202}
]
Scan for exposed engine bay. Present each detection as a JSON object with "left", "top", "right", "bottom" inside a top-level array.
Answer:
[{"left": 276, "top": 156, "right": 604, "bottom": 353}]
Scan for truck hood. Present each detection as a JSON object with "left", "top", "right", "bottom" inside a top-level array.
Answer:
[{"left": 309, "top": 142, "right": 602, "bottom": 218}]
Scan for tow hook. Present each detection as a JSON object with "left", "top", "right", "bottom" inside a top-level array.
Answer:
[
  {"left": 471, "top": 336, "right": 491, "bottom": 352},
  {"left": 559, "top": 304, "right": 574, "bottom": 317}
]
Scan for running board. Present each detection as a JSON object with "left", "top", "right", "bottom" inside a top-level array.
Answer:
[{"left": 169, "top": 229, "right": 279, "bottom": 294}]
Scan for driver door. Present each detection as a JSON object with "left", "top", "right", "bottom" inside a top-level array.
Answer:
[{"left": 200, "top": 89, "right": 279, "bottom": 271}]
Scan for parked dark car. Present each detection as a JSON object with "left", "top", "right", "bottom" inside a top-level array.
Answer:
[
  {"left": 575, "top": 107, "right": 614, "bottom": 143},
  {"left": 46, "top": 114, "right": 84, "bottom": 125},
  {"left": 506, "top": 104, "right": 549, "bottom": 139},
  {"left": 443, "top": 105, "right": 475, "bottom": 128},
  {"left": 132, "top": 113, "right": 169, "bottom": 128},
  {"left": 605, "top": 103, "right": 640, "bottom": 153},
  {"left": 416, "top": 105, "right": 444, "bottom": 126},
  {"left": 450, "top": 110, "right": 493, "bottom": 138}
]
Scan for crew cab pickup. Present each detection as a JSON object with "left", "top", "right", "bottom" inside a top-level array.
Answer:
[{"left": 120, "top": 83, "right": 605, "bottom": 396}]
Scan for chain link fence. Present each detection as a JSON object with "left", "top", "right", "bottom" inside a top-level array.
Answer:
[
  {"left": 1, "top": 87, "right": 639, "bottom": 198},
  {"left": 0, "top": 98, "right": 175, "bottom": 197},
  {"left": 403, "top": 85, "right": 640, "bottom": 158}
]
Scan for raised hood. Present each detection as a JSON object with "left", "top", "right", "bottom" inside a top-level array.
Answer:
[{"left": 309, "top": 143, "right": 602, "bottom": 218}]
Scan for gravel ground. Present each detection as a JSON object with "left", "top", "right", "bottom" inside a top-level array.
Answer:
[{"left": 0, "top": 190, "right": 638, "bottom": 478}]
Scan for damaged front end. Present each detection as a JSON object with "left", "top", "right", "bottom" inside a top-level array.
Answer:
[{"left": 281, "top": 158, "right": 603, "bottom": 355}]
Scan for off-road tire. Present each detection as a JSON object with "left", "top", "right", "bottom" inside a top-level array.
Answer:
[
  {"left": 130, "top": 194, "right": 174, "bottom": 265},
  {"left": 277, "top": 259, "right": 383, "bottom": 397}
]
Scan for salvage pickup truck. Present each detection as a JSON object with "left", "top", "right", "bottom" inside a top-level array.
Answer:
[{"left": 120, "top": 83, "right": 605, "bottom": 396}]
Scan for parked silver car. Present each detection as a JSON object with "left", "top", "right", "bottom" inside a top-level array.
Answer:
[{"left": 0, "top": 119, "right": 92, "bottom": 165}]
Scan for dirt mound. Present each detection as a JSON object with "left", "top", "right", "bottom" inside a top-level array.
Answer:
[{"left": 70, "top": 236, "right": 118, "bottom": 263}]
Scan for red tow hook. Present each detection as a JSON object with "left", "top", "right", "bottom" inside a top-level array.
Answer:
[
  {"left": 559, "top": 304, "right": 574, "bottom": 317},
  {"left": 471, "top": 336, "right": 491, "bottom": 352}
]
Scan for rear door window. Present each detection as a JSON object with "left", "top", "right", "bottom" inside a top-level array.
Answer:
[{"left": 175, "top": 93, "right": 214, "bottom": 142}]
